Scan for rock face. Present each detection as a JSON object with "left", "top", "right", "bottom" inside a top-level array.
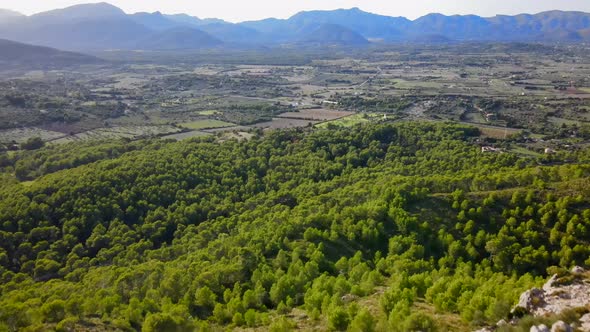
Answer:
[
  {"left": 543, "top": 274, "right": 559, "bottom": 292},
  {"left": 572, "top": 266, "right": 586, "bottom": 274},
  {"left": 475, "top": 271, "right": 590, "bottom": 332},
  {"left": 511, "top": 269, "right": 590, "bottom": 319},
  {"left": 580, "top": 313, "right": 590, "bottom": 331},
  {"left": 515, "top": 288, "right": 546, "bottom": 312},
  {"left": 550, "top": 320, "right": 572, "bottom": 332},
  {"left": 531, "top": 324, "right": 549, "bottom": 332},
  {"left": 535, "top": 274, "right": 590, "bottom": 317},
  {"left": 474, "top": 328, "right": 494, "bottom": 332}
]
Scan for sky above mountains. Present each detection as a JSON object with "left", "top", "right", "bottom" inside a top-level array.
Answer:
[{"left": 2, "top": 0, "right": 590, "bottom": 22}]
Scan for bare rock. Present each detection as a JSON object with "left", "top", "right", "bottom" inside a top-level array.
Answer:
[
  {"left": 543, "top": 274, "right": 558, "bottom": 291},
  {"left": 572, "top": 266, "right": 586, "bottom": 274},
  {"left": 517, "top": 288, "right": 546, "bottom": 312},
  {"left": 496, "top": 319, "right": 507, "bottom": 327},
  {"left": 474, "top": 328, "right": 494, "bottom": 332},
  {"left": 551, "top": 320, "right": 572, "bottom": 332},
  {"left": 340, "top": 294, "right": 358, "bottom": 303},
  {"left": 531, "top": 325, "right": 549, "bottom": 332},
  {"left": 580, "top": 313, "right": 590, "bottom": 332},
  {"left": 515, "top": 272, "right": 590, "bottom": 323}
]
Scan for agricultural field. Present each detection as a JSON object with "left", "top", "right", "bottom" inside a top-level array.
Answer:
[
  {"left": 0, "top": 128, "right": 66, "bottom": 144},
  {"left": 1, "top": 43, "right": 590, "bottom": 152},
  {"left": 179, "top": 119, "right": 235, "bottom": 130},
  {"left": 197, "top": 110, "right": 221, "bottom": 116},
  {"left": 161, "top": 131, "right": 212, "bottom": 141},
  {"left": 252, "top": 118, "right": 319, "bottom": 129},
  {"left": 276, "top": 108, "right": 354, "bottom": 121},
  {"left": 217, "top": 131, "right": 256, "bottom": 142},
  {"left": 460, "top": 123, "right": 522, "bottom": 139},
  {"left": 203, "top": 125, "right": 253, "bottom": 133},
  {"left": 51, "top": 125, "right": 181, "bottom": 144},
  {"left": 316, "top": 113, "right": 383, "bottom": 128}
]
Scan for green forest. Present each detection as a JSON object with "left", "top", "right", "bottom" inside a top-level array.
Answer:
[{"left": 0, "top": 122, "right": 589, "bottom": 331}]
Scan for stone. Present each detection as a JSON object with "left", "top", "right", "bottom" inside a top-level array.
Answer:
[
  {"left": 530, "top": 325, "right": 550, "bottom": 332},
  {"left": 496, "top": 319, "right": 507, "bottom": 326},
  {"left": 340, "top": 294, "right": 358, "bottom": 303},
  {"left": 474, "top": 328, "right": 494, "bottom": 332},
  {"left": 516, "top": 288, "right": 546, "bottom": 312},
  {"left": 572, "top": 266, "right": 585, "bottom": 274},
  {"left": 580, "top": 313, "right": 590, "bottom": 332},
  {"left": 543, "top": 274, "right": 558, "bottom": 291},
  {"left": 551, "top": 320, "right": 572, "bottom": 332}
]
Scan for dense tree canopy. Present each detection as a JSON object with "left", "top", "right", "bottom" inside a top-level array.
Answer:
[{"left": 0, "top": 122, "right": 589, "bottom": 331}]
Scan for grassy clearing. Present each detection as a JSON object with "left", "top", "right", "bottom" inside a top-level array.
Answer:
[
  {"left": 463, "top": 112, "right": 487, "bottom": 124},
  {"left": 180, "top": 120, "right": 234, "bottom": 130},
  {"left": 510, "top": 146, "right": 542, "bottom": 157},
  {"left": 547, "top": 116, "right": 582, "bottom": 126},
  {"left": 461, "top": 124, "right": 521, "bottom": 139},
  {"left": 316, "top": 113, "right": 381, "bottom": 128},
  {"left": 277, "top": 109, "right": 354, "bottom": 121},
  {"left": 197, "top": 110, "right": 221, "bottom": 116},
  {"left": 478, "top": 127, "right": 520, "bottom": 139},
  {"left": 161, "top": 131, "right": 212, "bottom": 141}
]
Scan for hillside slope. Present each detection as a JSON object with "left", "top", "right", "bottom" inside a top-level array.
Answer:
[
  {"left": 299, "top": 23, "right": 370, "bottom": 45},
  {"left": 136, "top": 27, "right": 223, "bottom": 50},
  {"left": 0, "top": 39, "right": 102, "bottom": 68},
  {"left": 0, "top": 122, "right": 589, "bottom": 331}
]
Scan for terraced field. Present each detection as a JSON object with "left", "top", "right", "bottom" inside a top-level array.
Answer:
[
  {"left": 315, "top": 113, "right": 382, "bottom": 128},
  {"left": 161, "top": 131, "right": 212, "bottom": 141},
  {"left": 180, "top": 120, "right": 235, "bottom": 130},
  {"left": 0, "top": 128, "right": 66, "bottom": 143},
  {"left": 52, "top": 125, "right": 181, "bottom": 144},
  {"left": 252, "top": 118, "right": 318, "bottom": 129},
  {"left": 276, "top": 108, "right": 354, "bottom": 121}
]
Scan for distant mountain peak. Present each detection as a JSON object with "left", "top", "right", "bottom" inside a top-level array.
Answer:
[
  {"left": 301, "top": 23, "right": 369, "bottom": 45},
  {"left": 31, "top": 2, "right": 126, "bottom": 20},
  {"left": 2, "top": 4, "right": 590, "bottom": 50},
  {"left": 136, "top": 26, "right": 223, "bottom": 50}
]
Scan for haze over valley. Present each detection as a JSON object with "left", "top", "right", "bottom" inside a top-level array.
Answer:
[{"left": 2, "top": 3, "right": 590, "bottom": 52}]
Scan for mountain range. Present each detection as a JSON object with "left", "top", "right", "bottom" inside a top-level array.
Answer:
[
  {"left": 0, "top": 39, "right": 102, "bottom": 69},
  {"left": 1, "top": 3, "right": 590, "bottom": 51}
]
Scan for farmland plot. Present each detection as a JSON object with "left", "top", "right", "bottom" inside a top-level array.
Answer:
[
  {"left": 252, "top": 118, "right": 318, "bottom": 129},
  {"left": 277, "top": 109, "right": 354, "bottom": 121},
  {"left": 0, "top": 128, "right": 66, "bottom": 143},
  {"left": 52, "top": 125, "right": 181, "bottom": 144}
]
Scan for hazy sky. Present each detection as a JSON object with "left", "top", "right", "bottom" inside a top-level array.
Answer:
[{"left": 2, "top": 0, "right": 590, "bottom": 22}]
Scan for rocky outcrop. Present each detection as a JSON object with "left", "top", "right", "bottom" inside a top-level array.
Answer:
[
  {"left": 511, "top": 267, "right": 590, "bottom": 318},
  {"left": 475, "top": 267, "right": 590, "bottom": 332},
  {"left": 550, "top": 320, "right": 572, "bottom": 332},
  {"left": 515, "top": 288, "right": 546, "bottom": 312},
  {"left": 581, "top": 313, "right": 590, "bottom": 331},
  {"left": 530, "top": 324, "right": 549, "bottom": 332},
  {"left": 572, "top": 266, "right": 586, "bottom": 274}
]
